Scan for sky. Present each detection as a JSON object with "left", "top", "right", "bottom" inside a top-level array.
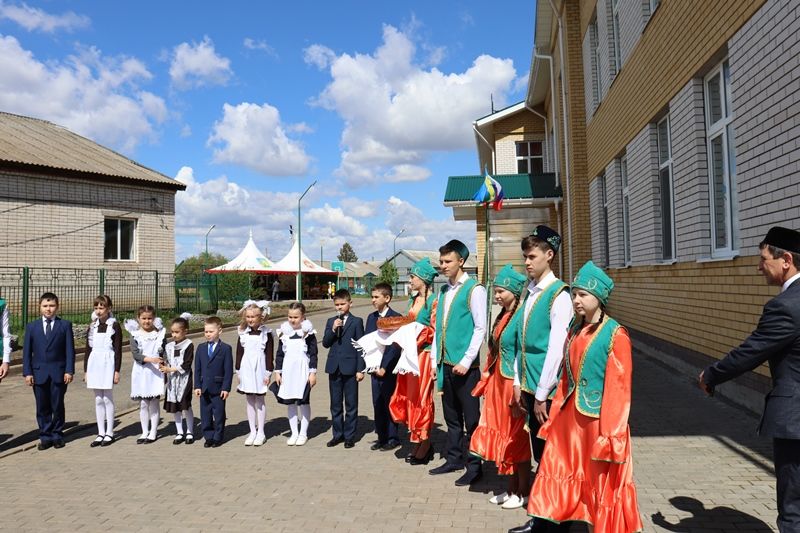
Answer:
[{"left": 0, "top": 1, "right": 537, "bottom": 264}]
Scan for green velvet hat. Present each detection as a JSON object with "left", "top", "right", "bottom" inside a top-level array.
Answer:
[
  {"left": 443, "top": 239, "right": 470, "bottom": 260},
  {"left": 492, "top": 264, "right": 527, "bottom": 297},
  {"left": 530, "top": 225, "right": 561, "bottom": 253},
  {"left": 572, "top": 261, "right": 614, "bottom": 306},
  {"left": 410, "top": 257, "right": 438, "bottom": 285}
]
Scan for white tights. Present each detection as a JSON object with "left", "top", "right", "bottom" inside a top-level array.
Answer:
[
  {"left": 173, "top": 408, "right": 195, "bottom": 436},
  {"left": 287, "top": 404, "right": 310, "bottom": 438},
  {"left": 139, "top": 398, "right": 160, "bottom": 439},
  {"left": 93, "top": 389, "right": 115, "bottom": 436},
  {"left": 245, "top": 395, "right": 266, "bottom": 438}
]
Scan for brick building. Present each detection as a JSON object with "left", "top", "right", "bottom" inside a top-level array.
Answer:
[{"left": 527, "top": 0, "right": 797, "bottom": 412}]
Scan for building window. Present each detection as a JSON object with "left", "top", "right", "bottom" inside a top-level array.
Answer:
[
  {"left": 611, "top": 0, "right": 622, "bottom": 74},
  {"left": 516, "top": 141, "right": 544, "bottom": 174},
  {"left": 650, "top": 0, "right": 661, "bottom": 13},
  {"left": 590, "top": 16, "right": 601, "bottom": 105},
  {"left": 621, "top": 156, "right": 631, "bottom": 265},
  {"left": 704, "top": 58, "right": 738, "bottom": 255},
  {"left": 600, "top": 174, "right": 610, "bottom": 266},
  {"left": 104, "top": 218, "right": 136, "bottom": 261},
  {"left": 656, "top": 116, "right": 675, "bottom": 260}
]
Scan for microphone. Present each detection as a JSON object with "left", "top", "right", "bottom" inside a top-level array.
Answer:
[{"left": 336, "top": 312, "right": 344, "bottom": 338}]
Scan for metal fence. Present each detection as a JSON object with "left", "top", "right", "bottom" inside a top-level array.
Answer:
[{"left": 0, "top": 267, "right": 251, "bottom": 346}]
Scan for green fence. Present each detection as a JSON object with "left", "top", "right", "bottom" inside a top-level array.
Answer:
[{"left": 0, "top": 267, "right": 251, "bottom": 348}]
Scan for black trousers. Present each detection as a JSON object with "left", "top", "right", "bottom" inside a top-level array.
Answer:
[
  {"left": 200, "top": 392, "right": 226, "bottom": 442},
  {"left": 329, "top": 370, "right": 359, "bottom": 441},
  {"left": 775, "top": 438, "right": 800, "bottom": 532},
  {"left": 372, "top": 374, "right": 399, "bottom": 444},
  {"left": 523, "top": 392, "right": 548, "bottom": 464},
  {"left": 441, "top": 365, "right": 481, "bottom": 473},
  {"left": 33, "top": 376, "right": 67, "bottom": 442}
]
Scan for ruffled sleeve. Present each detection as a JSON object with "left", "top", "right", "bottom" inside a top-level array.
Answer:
[{"left": 591, "top": 326, "right": 633, "bottom": 463}]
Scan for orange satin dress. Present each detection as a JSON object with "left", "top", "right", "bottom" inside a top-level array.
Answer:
[
  {"left": 469, "top": 312, "right": 531, "bottom": 475},
  {"left": 388, "top": 301, "right": 437, "bottom": 443},
  {"left": 527, "top": 324, "right": 643, "bottom": 532}
]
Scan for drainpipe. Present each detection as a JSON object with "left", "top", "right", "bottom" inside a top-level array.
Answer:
[
  {"left": 473, "top": 123, "right": 495, "bottom": 174},
  {"left": 531, "top": 50, "right": 560, "bottom": 190},
  {"left": 547, "top": 0, "right": 574, "bottom": 281}
]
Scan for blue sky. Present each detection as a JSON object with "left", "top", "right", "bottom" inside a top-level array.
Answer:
[{"left": 0, "top": 1, "right": 536, "bottom": 263}]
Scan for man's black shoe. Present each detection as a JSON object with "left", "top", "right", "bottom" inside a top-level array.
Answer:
[
  {"left": 211, "top": 441, "right": 222, "bottom": 448},
  {"left": 344, "top": 440, "right": 355, "bottom": 449},
  {"left": 381, "top": 440, "right": 401, "bottom": 451},
  {"left": 203, "top": 440, "right": 214, "bottom": 448},
  {"left": 370, "top": 441, "right": 383, "bottom": 451},
  {"left": 454, "top": 470, "right": 482, "bottom": 486},
  {"left": 326, "top": 437, "right": 344, "bottom": 447},
  {"left": 508, "top": 518, "right": 554, "bottom": 533},
  {"left": 428, "top": 462, "right": 464, "bottom": 475},
  {"left": 53, "top": 439, "right": 65, "bottom": 449},
  {"left": 37, "top": 441, "right": 53, "bottom": 451}
]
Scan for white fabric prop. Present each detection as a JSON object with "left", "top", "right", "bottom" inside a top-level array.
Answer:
[
  {"left": 351, "top": 321, "right": 425, "bottom": 375},
  {"left": 279, "top": 319, "right": 315, "bottom": 339},
  {"left": 123, "top": 317, "right": 164, "bottom": 334},
  {"left": 239, "top": 299, "right": 271, "bottom": 318}
]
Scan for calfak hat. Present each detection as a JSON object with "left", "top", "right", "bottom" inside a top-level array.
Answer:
[
  {"left": 410, "top": 257, "right": 438, "bottom": 285},
  {"left": 443, "top": 239, "right": 470, "bottom": 260},
  {"left": 572, "top": 261, "right": 614, "bottom": 307},
  {"left": 530, "top": 225, "right": 561, "bottom": 253},
  {"left": 761, "top": 226, "right": 800, "bottom": 255},
  {"left": 492, "top": 264, "right": 527, "bottom": 297}
]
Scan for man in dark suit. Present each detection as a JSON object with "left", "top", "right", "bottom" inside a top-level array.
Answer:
[
  {"left": 322, "top": 288, "right": 365, "bottom": 449},
  {"left": 366, "top": 282, "right": 402, "bottom": 451},
  {"left": 194, "top": 316, "right": 233, "bottom": 448},
  {"left": 22, "top": 292, "right": 75, "bottom": 450},
  {"left": 700, "top": 226, "right": 800, "bottom": 533}
]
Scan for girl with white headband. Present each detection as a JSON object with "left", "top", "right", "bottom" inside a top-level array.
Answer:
[{"left": 235, "top": 300, "right": 274, "bottom": 447}]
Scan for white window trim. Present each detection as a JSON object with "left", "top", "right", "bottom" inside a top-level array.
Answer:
[
  {"left": 657, "top": 115, "right": 676, "bottom": 261},
  {"left": 650, "top": 0, "right": 661, "bottom": 15},
  {"left": 515, "top": 140, "right": 545, "bottom": 174},
  {"left": 590, "top": 17, "right": 602, "bottom": 106},
  {"left": 704, "top": 58, "right": 738, "bottom": 257},
  {"left": 600, "top": 173, "right": 610, "bottom": 267},
  {"left": 611, "top": 0, "right": 622, "bottom": 74},
  {"left": 620, "top": 156, "right": 631, "bottom": 266},
  {"left": 105, "top": 217, "right": 137, "bottom": 262}
]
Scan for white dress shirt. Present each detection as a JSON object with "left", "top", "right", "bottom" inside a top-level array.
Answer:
[
  {"left": 513, "top": 271, "right": 573, "bottom": 401},
  {"left": 782, "top": 272, "right": 800, "bottom": 293},
  {"left": 430, "top": 272, "right": 487, "bottom": 370},
  {"left": 1, "top": 306, "right": 10, "bottom": 363}
]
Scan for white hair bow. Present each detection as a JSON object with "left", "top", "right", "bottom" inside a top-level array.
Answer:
[
  {"left": 239, "top": 299, "right": 271, "bottom": 317},
  {"left": 179, "top": 312, "right": 192, "bottom": 320}
]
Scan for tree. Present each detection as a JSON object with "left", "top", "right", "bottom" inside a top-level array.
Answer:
[
  {"left": 175, "top": 252, "right": 229, "bottom": 276},
  {"left": 378, "top": 261, "right": 398, "bottom": 287},
  {"left": 338, "top": 242, "right": 358, "bottom": 262}
]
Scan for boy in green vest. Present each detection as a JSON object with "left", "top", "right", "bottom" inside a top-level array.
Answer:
[
  {"left": 513, "top": 225, "right": 573, "bottom": 467},
  {"left": 428, "top": 239, "right": 487, "bottom": 487}
]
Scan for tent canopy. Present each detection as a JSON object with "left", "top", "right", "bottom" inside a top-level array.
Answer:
[
  {"left": 268, "top": 238, "right": 337, "bottom": 275},
  {"left": 205, "top": 232, "right": 274, "bottom": 274}
]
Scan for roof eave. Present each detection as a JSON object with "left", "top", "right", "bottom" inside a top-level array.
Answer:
[{"left": 0, "top": 160, "right": 187, "bottom": 191}]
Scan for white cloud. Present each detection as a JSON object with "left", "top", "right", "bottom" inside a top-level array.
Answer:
[
  {"left": 306, "top": 203, "right": 368, "bottom": 238},
  {"left": 207, "top": 102, "right": 312, "bottom": 176},
  {"left": 0, "top": 1, "right": 89, "bottom": 32},
  {"left": 243, "top": 37, "right": 277, "bottom": 58},
  {"left": 179, "top": 124, "right": 192, "bottom": 137},
  {"left": 306, "top": 24, "right": 517, "bottom": 186},
  {"left": 169, "top": 36, "right": 232, "bottom": 90},
  {"left": 339, "top": 197, "right": 379, "bottom": 218},
  {"left": 0, "top": 35, "right": 165, "bottom": 153}
]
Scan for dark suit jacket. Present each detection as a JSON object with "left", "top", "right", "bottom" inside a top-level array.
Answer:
[
  {"left": 22, "top": 316, "right": 76, "bottom": 382},
  {"left": 322, "top": 313, "right": 365, "bottom": 375},
  {"left": 194, "top": 340, "right": 233, "bottom": 395},
  {"left": 704, "top": 278, "right": 800, "bottom": 439},
  {"left": 365, "top": 307, "right": 401, "bottom": 373}
]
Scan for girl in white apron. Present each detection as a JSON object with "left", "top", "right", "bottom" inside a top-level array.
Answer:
[
  {"left": 235, "top": 300, "right": 274, "bottom": 446},
  {"left": 161, "top": 314, "right": 195, "bottom": 444},
  {"left": 125, "top": 305, "right": 166, "bottom": 444},
  {"left": 84, "top": 295, "right": 123, "bottom": 447},
  {"left": 274, "top": 302, "right": 318, "bottom": 446}
]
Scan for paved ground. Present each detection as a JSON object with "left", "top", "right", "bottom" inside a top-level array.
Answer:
[{"left": 0, "top": 300, "right": 779, "bottom": 532}]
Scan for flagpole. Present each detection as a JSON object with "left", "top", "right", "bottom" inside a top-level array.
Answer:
[{"left": 484, "top": 202, "right": 492, "bottom": 343}]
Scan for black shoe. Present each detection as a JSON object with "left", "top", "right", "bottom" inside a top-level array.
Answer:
[
  {"left": 37, "top": 441, "right": 53, "bottom": 451},
  {"left": 211, "top": 440, "right": 222, "bottom": 448},
  {"left": 370, "top": 441, "right": 383, "bottom": 451},
  {"left": 508, "top": 518, "right": 549, "bottom": 533},
  {"left": 428, "top": 462, "right": 464, "bottom": 475},
  {"left": 144, "top": 437, "right": 156, "bottom": 445},
  {"left": 53, "top": 439, "right": 65, "bottom": 449},
  {"left": 203, "top": 440, "right": 214, "bottom": 448},
  {"left": 381, "top": 440, "right": 401, "bottom": 451},
  {"left": 344, "top": 440, "right": 355, "bottom": 449},
  {"left": 454, "top": 470, "right": 482, "bottom": 486},
  {"left": 409, "top": 446, "right": 434, "bottom": 465},
  {"left": 100, "top": 435, "right": 115, "bottom": 447},
  {"left": 90, "top": 436, "right": 104, "bottom": 448},
  {"left": 185, "top": 435, "right": 195, "bottom": 445},
  {"left": 326, "top": 437, "right": 344, "bottom": 447},
  {"left": 173, "top": 435, "right": 185, "bottom": 445},
  {"left": 136, "top": 438, "right": 147, "bottom": 445}
]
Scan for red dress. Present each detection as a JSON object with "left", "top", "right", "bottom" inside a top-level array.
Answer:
[
  {"left": 388, "top": 301, "right": 437, "bottom": 443},
  {"left": 469, "top": 312, "right": 531, "bottom": 475},
  {"left": 527, "top": 323, "right": 643, "bottom": 532}
]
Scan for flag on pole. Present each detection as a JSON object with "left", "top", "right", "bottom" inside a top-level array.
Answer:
[{"left": 472, "top": 174, "right": 505, "bottom": 211}]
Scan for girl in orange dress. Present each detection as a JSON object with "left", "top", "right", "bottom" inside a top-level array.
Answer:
[
  {"left": 469, "top": 264, "right": 532, "bottom": 510},
  {"left": 525, "top": 261, "right": 643, "bottom": 532},
  {"left": 389, "top": 257, "right": 438, "bottom": 464}
]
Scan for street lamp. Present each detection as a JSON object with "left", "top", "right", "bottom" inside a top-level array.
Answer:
[
  {"left": 392, "top": 228, "right": 405, "bottom": 266},
  {"left": 296, "top": 180, "right": 317, "bottom": 303},
  {"left": 203, "top": 224, "right": 216, "bottom": 273}
]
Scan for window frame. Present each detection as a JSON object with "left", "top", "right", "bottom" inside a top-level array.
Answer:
[
  {"left": 515, "top": 140, "right": 545, "bottom": 175},
  {"left": 704, "top": 58, "right": 738, "bottom": 257},
  {"left": 104, "top": 217, "right": 137, "bottom": 262},
  {"left": 656, "top": 115, "right": 676, "bottom": 261},
  {"left": 620, "top": 156, "right": 631, "bottom": 265},
  {"left": 611, "top": 0, "right": 622, "bottom": 74},
  {"left": 650, "top": 0, "right": 661, "bottom": 14},
  {"left": 600, "top": 173, "right": 610, "bottom": 267},
  {"left": 590, "top": 16, "right": 602, "bottom": 106}
]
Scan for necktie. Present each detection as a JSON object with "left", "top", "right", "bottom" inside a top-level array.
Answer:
[
  {"left": 208, "top": 343, "right": 214, "bottom": 357},
  {"left": 45, "top": 318, "right": 52, "bottom": 337}
]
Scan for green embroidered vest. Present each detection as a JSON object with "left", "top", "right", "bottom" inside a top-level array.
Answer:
[
  {"left": 0, "top": 297, "right": 5, "bottom": 356},
  {"left": 517, "top": 279, "right": 569, "bottom": 394},
  {"left": 497, "top": 307, "right": 522, "bottom": 380},
  {"left": 564, "top": 317, "right": 621, "bottom": 418},
  {"left": 435, "top": 277, "right": 480, "bottom": 367},
  {"left": 409, "top": 292, "right": 437, "bottom": 351}
]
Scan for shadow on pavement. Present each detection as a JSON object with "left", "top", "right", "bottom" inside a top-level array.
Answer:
[
  {"left": 0, "top": 420, "right": 81, "bottom": 452},
  {"left": 651, "top": 496, "right": 773, "bottom": 532}
]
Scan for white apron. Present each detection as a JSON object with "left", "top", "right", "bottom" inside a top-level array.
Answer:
[
  {"left": 130, "top": 327, "right": 166, "bottom": 399},
  {"left": 278, "top": 333, "right": 311, "bottom": 401},
  {"left": 86, "top": 318, "right": 117, "bottom": 390},
  {"left": 237, "top": 326, "right": 271, "bottom": 394},
  {"left": 165, "top": 338, "right": 192, "bottom": 403}
]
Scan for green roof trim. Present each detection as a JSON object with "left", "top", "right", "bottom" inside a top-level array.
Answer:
[{"left": 443, "top": 173, "right": 562, "bottom": 203}]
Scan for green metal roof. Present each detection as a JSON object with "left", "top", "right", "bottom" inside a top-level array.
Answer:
[{"left": 443, "top": 173, "right": 561, "bottom": 203}]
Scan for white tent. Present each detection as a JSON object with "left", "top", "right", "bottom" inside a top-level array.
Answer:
[
  {"left": 205, "top": 231, "right": 274, "bottom": 273},
  {"left": 266, "top": 238, "right": 336, "bottom": 274}
]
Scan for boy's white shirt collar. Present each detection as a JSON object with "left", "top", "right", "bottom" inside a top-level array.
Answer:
[
  {"left": 447, "top": 271, "right": 469, "bottom": 288},
  {"left": 528, "top": 270, "right": 557, "bottom": 294}
]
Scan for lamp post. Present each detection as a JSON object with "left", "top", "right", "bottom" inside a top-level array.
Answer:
[
  {"left": 392, "top": 228, "right": 405, "bottom": 266},
  {"left": 296, "top": 181, "right": 317, "bottom": 303},
  {"left": 203, "top": 224, "right": 216, "bottom": 273}
]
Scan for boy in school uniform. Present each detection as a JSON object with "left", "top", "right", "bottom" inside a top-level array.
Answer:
[
  {"left": 194, "top": 316, "right": 233, "bottom": 448},
  {"left": 366, "top": 282, "right": 402, "bottom": 451},
  {"left": 22, "top": 292, "right": 76, "bottom": 450},
  {"left": 323, "top": 288, "right": 365, "bottom": 449}
]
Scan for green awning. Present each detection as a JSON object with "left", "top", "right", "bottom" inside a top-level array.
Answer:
[{"left": 443, "top": 173, "right": 561, "bottom": 204}]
